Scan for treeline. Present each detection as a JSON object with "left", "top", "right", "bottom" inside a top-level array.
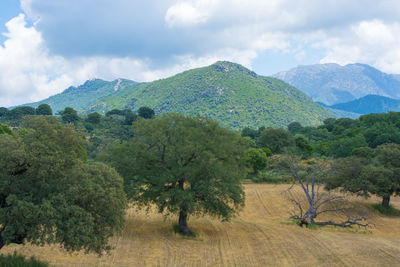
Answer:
[{"left": 241, "top": 112, "right": 400, "bottom": 207}]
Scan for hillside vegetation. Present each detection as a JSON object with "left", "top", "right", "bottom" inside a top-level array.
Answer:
[
  {"left": 27, "top": 61, "right": 333, "bottom": 129},
  {"left": 3, "top": 184, "right": 400, "bottom": 267}
]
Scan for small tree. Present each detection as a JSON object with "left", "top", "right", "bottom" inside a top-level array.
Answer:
[
  {"left": 36, "top": 104, "right": 52, "bottom": 116},
  {"left": 327, "top": 143, "right": 400, "bottom": 207},
  {"left": 86, "top": 112, "right": 101, "bottom": 124},
  {"left": 246, "top": 148, "right": 268, "bottom": 174},
  {"left": 0, "top": 116, "right": 127, "bottom": 253},
  {"left": 105, "top": 113, "right": 246, "bottom": 235},
  {"left": 257, "top": 128, "right": 294, "bottom": 153},
  {"left": 59, "top": 107, "right": 79, "bottom": 123},
  {"left": 138, "top": 106, "right": 155, "bottom": 119}
]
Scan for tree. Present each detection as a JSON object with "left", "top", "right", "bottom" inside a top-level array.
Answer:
[
  {"left": 35, "top": 104, "right": 52, "bottom": 116},
  {"left": 0, "top": 116, "right": 127, "bottom": 253},
  {"left": 327, "top": 143, "right": 400, "bottom": 207},
  {"left": 283, "top": 156, "right": 370, "bottom": 228},
  {"left": 287, "top": 122, "right": 302, "bottom": 134},
  {"left": 86, "top": 112, "right": 101, "bottom": 124},
  {"left": 123, "top": 110, "right": 138, "bottom": 125},
  {"left": 105, "top": 113, "right": 246, "bottom": 235},
  {"left": 59, "top": 107, "right": 79, "bottom": 123},
  {"left": 0, "top": 123, "right": 11, "bottom": 135},
  {"left": 138, "top": 106, "right": 155, "bottom": 119},
  {"left": 246, "top": 148, "right": 268, "bottom": 174},
  {"left": 0, "top": 107, "right": 8, "bottom": 117},
  {"left": 257, "top": 128, "right": 294, "bottom": 154}
]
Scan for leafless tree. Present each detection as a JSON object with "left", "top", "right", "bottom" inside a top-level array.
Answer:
[{"left": 283, "top": 155, "right": 371, "bottom": 228}]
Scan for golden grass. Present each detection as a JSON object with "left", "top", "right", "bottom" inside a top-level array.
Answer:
[{"left": 2, "top": 184, "right": 400, "bottom": 266}]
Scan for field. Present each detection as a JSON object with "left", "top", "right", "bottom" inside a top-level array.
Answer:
[{"left": 2, "top": 184, "right": 400, "bottom": 266}]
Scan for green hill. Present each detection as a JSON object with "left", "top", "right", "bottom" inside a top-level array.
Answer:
[{"left": 27, "top": 61, "right": 333, "bottom": 129}]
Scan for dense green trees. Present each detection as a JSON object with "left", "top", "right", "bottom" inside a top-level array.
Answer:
[
  {"left": 105, "top": 113, "right": 247, "bottom": 235},
  {"left": 35, "top": 104, "right": 52, "bottom": 116},
  {"left": 246, "top": 148, "right": 268, "bottom": 174},
  {"left": 327, "top": 143, "right": 400, "bottom": 207},
  {"left": 0, "top": 117, "right": 127, "bottom": 253},
  {"left": 0, "top": 123, "right": 11, "bottom": 135},
  {"left": 257, "top": 128, "right": 294, "bottom": 154},
  {"left": 86, "top": 112, "right": 101, "bottom": 124},
  {"left": 138, "top": 106, "right": 155, "bottom": 119},
  {"left": 59, "top": 107, "right": 79, "bottom": 123}
]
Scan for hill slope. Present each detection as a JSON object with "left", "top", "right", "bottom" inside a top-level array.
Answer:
[
  {"left": 27, "top": 61, "right": 333, "bottom": 129},
  {"left": 273, "top": 63, "right": 400, "bottom": 105},
  {"left": 329, "top": 94, "right": 400, "bottom": 114}
]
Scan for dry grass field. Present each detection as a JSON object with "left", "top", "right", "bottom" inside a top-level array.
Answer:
[{"left": 2, "top": 184, "right": 400, "bottom": 266}]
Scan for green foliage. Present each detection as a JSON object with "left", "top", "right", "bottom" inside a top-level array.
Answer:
[
  {"left": 138, "top": 106, "right": 155, "bottom": 119},
  {"left": 0, "top": 123, "right": 12, "bottom": 135},
  {"left": 372, "top": 204, "right": 400, "bottom": 216},
  {"left": 287, "top": 121, "right": 302, "bottom": 134},
  {"left": 0, "top": 107, "right": 8, "bottom": 117},
  {"left": 257, "top": 128, "right": 294, "bottom": 154},
  {"left": 59, "top": 107, "right": 79, "bottom": 123},
  {"left": 26, "top": 62, "right": 333, "bottom": 129},
  {"left": 327, "top": 143, "right": 400, "bottom": 207},
  {"left": 0, "top": 116, "right": 127, "bottom": 253},
  {"left": 246, "top": 148, "right": 268, "bottom": 174},
  {"left": 294, "top": 134, "right": 313, "bottom": 156},
  {"left": 86, "top": 112, "right": 101, "bottom": 124},
  {"left": 104, "top": 113, "right": 246, "bottom": 233},
  {"left": 35, "top": 104, "right": 52, "bottom": 116},
  {"left": 0, "top": 252, "right": 48, "bottom": 267}
]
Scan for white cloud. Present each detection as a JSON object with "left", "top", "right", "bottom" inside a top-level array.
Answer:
[
  {"left": 2, "top": 0, "right": 400, "bottom": 106},
  {"left": 165, "top": 0, "right": 215, "bottom": 28},
  {"left": 320, "top": 20, "right": 400, "bottom": 73}
]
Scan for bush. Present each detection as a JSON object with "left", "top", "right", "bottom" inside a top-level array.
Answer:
[
  {"left": 0, "top": 252, "right": 49, "bottom": 267},
  {"left": 372, "top": 204, "right": 400, "bottom": 216}
]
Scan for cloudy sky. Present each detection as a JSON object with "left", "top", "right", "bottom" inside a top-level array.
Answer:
[{"left": 1, "top": 0, "right": 400, "bottom": 107}]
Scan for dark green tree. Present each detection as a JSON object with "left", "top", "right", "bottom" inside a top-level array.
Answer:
[
  {"left": 0, "top": 116, "right": 127, "bottom": 253},
  {"left": 86, "top": 112, "right": 101, "bottom": 124},
  {"left": 327, "top": 143, "right": 400, "bottom": 207},
  {"left": 287, "top": 122, "right": 302, "bottom": 134},
  {"left": 35, "top": 104, "right": 52, "bottom": 116},
  {"left": 123, "top": 110, "right": 138, "bottom": 125},
  {"left": 138, "top": 106, "right": 155, "bottom": 119},
  {"left": 105, "top": 113, "right": 246, "bottom": 235},
  {"left": 241, "top": 127, "right": 258, "bottom": 140},
  {"left": 246, "top": 148, "right": 268, "bottom": 174},
  {"left": 0, "top": 123, "right": 11, "bottom": 135},
  {"left": 0, "top": 107, "right": 8, "bottom": 117},
  {"left": 59, "top": 107, "right": 79, "bottom": 123},
  {"left": 257, "top": 128, "right": 294, "bottom": 154}
]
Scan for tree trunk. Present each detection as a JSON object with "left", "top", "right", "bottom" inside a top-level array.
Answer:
[
  {"left": 178, "top": 208, "right": 190, "bottom": 235},
  {"left": 382, "top": 196, "right": 390, "bottom": 208},
  {"left": 177, "top": 178, "right": 191, "bottom": 235},
  {"left": 0, "top": 233, "right": 4, "bottom": 250}
]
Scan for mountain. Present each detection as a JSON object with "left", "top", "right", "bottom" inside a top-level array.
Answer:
[
  {"left": 27, "top": 61, "right": 333, "bottom": 129},
  {"left": 329, "top": 94, "right": 400, "bottom": 114},
  {"left": 273, "top": 63, "right": 400, "bottom": 105}
]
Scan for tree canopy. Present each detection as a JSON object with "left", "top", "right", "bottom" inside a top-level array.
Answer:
[
  {"left": 0, "top": 116, "right": 127, "bottom": 253},
  {"left": 105, "top": 113, "right": 247, "bottom": 235},
  {"left": 36, "top": 104, "right": 53, "bottom": 116}
]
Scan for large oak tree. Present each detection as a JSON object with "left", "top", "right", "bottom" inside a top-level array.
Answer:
[
  {"left": 0, "top": 116, "right": 127, "bottom": 253},
  {"left": 105, "top": 113, "right": 247, "bottom": 235}
]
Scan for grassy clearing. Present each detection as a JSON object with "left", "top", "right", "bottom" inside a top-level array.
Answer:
[{"left": 2, "top": 184, "right": 400, "bottom": 266}]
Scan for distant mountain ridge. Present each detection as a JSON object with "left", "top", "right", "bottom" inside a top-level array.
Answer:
[
  {"left": 328, "top": 94, "right": 400, "bottom": 114},
  {"left": 273, "top": 63, "right": 400, "bottom": 105},
  {"left": 26, "top": 61, "right": 333, "bottom": 129}
]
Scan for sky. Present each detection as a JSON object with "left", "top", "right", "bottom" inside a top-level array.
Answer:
[{"left": 1, "top": 0, "right": 400, "bottom": 107}]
